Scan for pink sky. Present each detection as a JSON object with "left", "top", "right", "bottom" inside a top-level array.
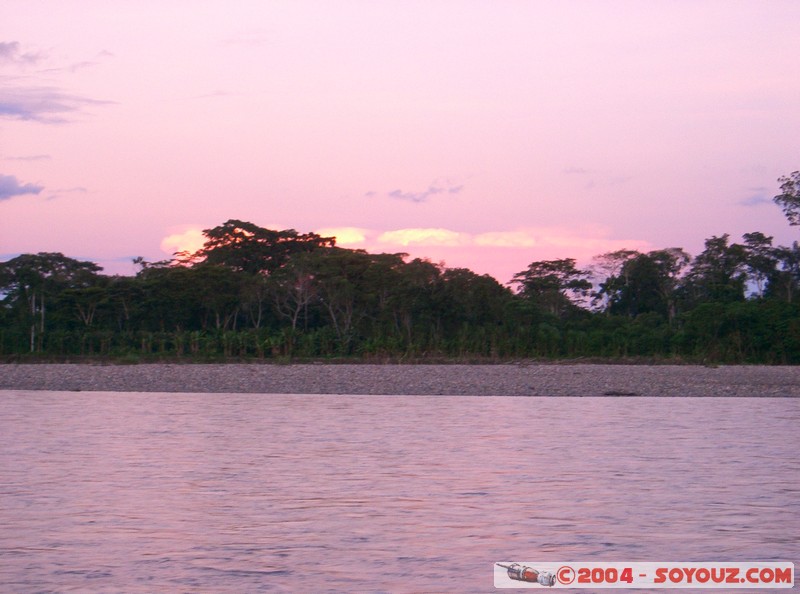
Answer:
[{"left": 2, "top": 1, "right": 799, "bottom": 284}]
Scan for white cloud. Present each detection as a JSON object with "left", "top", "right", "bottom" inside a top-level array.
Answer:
[
  {"left": 160, "top": 228, "right": 206, "bottom": 256},
  {"left": 378, "top": 228, "right": 468, "bottom": 247},
  {"left": 316, "top": 226, "right": 368, "bottom": 245},
  {"left": 316, "top": 224, "right": 649, "bottom": 257}
]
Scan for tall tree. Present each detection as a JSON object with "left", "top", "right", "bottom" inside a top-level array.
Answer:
[
  {"left": 189, "top": 220, "right": 336, "bottom": 275},
  {"left": 440, "top": 267, "right": 511, "bottom": 327},
  {"left": 773, "top": 171, "right": 800, "bottom": 227},
  {"left": 591, "top": 249, "right": 640, "bottom": 312},
  {"left": 600, "top": 249, "right": 689, "bottom": 322},
  {"left": 741, "top": 232, "right": 777, "bottom": 298},
  {"left": 767, "top": 242, "right": 800, "bottom": 303},
  {"left": 512, "top": 259, "right": 591, "bottom": 317},
  {"left": 309, "top": 248, "right": 375, "bottom": 351},
  {"left": 685, "top": 235, "right": 747, "bottom": 303},
  {"left": 387, "top": 258, "right": 444, "bottom": 348}
]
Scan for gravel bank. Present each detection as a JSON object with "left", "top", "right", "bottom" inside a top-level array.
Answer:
[{"left": 1, "top": 363, "right": 798, "bottom": 396}]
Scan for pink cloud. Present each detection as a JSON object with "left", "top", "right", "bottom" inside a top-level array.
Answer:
[
  {"left": 378, "top": 228, "right": 468, "bottom": 247},
  {"left": 329, "top": 225, "right": 652, "bottom": 283},
  {"left": 315, "top": 227, "right": 368, "bottom": 246},
  {"left": 160, "top": 227, "right": 206, "bottom": 256}
]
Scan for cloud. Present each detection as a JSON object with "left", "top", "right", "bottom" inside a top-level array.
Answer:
[
  {"left": 472, "top": 226, "right": 651, "bottom": 254},
  {"left": 475, "top": 231, "right": 539, "bottom": 248},
  {"left": 46, "top": 186, "right": 88, "bottom": 201},
  {"left": 160, "top": 228, "right": 207, "bottom": 256},
  {"left": 40, "top": 61, "right": 100, "bottom": 75},
  {"left": 562, "top": 167, "right": 632, "bottom": 191},
  {"left": 3, "top": 154, "right": 51, "bottom": 161},
  {"left": 378, "top": 228, "right": 468, "bottom": 247},
  {"left": 337, "top": 225, "right": 652, "bottom": 284},
  {"left": 0, "top": 174, "right": 44, "bottom": 201},
  {"left": 739, "top": 188, "right": 772, "bottom": 207},
  {"left": 386, "top": 180, "right": 464, "bottom": 203},
  {"left": 0, "top": 42, "right": 112, "bottom": 123},
  {"left": 329, "top": 224, "right": 649, "bottom": 256},
  {"left": 0, "top": 83, "right": 111, "bottom": 123},
  {"left": 315, "top": 227, "right": 368, "bottom": 245},
  {"left": 0, "top": 41, "right": 45, "bottom": 66},
  {"left": 0, "top": 42, "right": 17, "bottom": 59},
  {"left": 739, "top": 195, "right": 771, "bottom": 207},
  {"left": 563, "top": 166, "right": 590, "bottom": 175}
]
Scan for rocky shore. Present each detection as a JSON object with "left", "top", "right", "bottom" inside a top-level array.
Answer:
[{"left": 1, "top": 363, "right": 799, "bottom": 396}]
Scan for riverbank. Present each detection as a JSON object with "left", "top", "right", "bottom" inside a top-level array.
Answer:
[{"left": 1, "top": 363, "right": 799, "bottom": 396}]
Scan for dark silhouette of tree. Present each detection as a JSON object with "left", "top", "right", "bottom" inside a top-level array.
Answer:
[
  {"left": 189, "top": 219, "right": 335, "bottom": 274},
  {"left": 310, "top": 248, "right": 374, "bottom": 351},
  {"left": 741, "top": 232, "right": 777, "bottom": 298},
  {"left": 440, "top": 268, "right": 511, "bottom": 327},
  {"left": 3, "top": 217, "right": 800, "bottom": 363},
  {"left": 269, "top": 252, "right": 319, "bottom": 332},
  {"left": 684, "top": 235, "right": 747, "bottom": 303},
  {"left": 591, "top": 249, "right": 640, "bottom": 312},
  {"left": 774, "top": 171, "right": 800, "bottom": 227},
  {"left": 768, "top": 242, "right": 800, "bottom": 303},
  {"left": 600, "top": 249, "right": 689, "bottom": 323},
  {"left": 512, "top": 259, "right": 591, "bottom": 317}
]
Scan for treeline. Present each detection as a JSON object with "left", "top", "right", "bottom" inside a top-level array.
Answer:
[{"left": 2, "top": 170, "right": 800, "bottom": 363}]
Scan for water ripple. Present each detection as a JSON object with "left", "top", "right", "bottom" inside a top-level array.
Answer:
[{"left": 0, "top": 392, "right": 797, "bottom": 592}]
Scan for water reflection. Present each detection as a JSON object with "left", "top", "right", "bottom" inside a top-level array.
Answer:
[{"left": 1, "top": 392, "right": 797, "bottom": 592}]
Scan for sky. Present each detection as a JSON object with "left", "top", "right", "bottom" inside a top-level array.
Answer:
[{"left": 2, "top": 1, "right": 799, "bottom": 285}]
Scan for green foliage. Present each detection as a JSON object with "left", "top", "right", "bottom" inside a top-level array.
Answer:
[
  {"left": 3, "top": 215, "right": 800, "bottom": 364},
  {"left": 683, "top": 234, "right": 747, "bottom": 304},
  {"left": 599, "top": 249, "right": 689, "bottom": 322},
  {"left": 512, "top": 258, "right": 591, "bottom": 318}
]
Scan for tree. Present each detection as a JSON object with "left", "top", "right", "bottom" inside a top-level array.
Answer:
[
  {"left": 134, "top": 263, "right": 201, "bottom": 332},
  {"left": 190, "top": 264, "right": 245, "bottom": 331},
  {"left": 741, "top": 232, "right": 777, "bottom": 298},
  {"left": 767, "top": 242, "right": 800, "bottom": 303},
  {"left": 599, "top": 249, "right": 689, "bottom": 322},
  {"left": 309, "top": 248, "right": 375, "bottom": 351},
  {"left": 774, "top": 171, "right": 800, "bottom": 227},
  {"left": 239, "top": 273, "right": 271, "bottom": 329},
  {"left": 269, "top": 253, "right": 319, "bottom": 332},
  {"left": 685, "top": 235, "right": 747, "bottom": 303},
  {"left": 0, "top": 253, "right": 102, "bottom": 351},
  {"left": 591, "top": 249, "right": 640, "bottom": 312},
  {"left": 440, "top": 268, "right": 511, "bottom": 327},
  {"left": 512, "top": 259, "right": 591, "bottom": 317},
  {"left": 188, "top": 219, "right": 335, "bottom": 275},
  {"left": 392, "top": 258, "right": 445, "bottom": 348}
]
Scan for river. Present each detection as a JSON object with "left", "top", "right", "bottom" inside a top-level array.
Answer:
[{"left": 0, "top": 391, "right": 797, "bottom": 592}]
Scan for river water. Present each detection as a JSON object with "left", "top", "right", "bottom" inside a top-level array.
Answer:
[{"left": 0, "top": 391, "right": 797, "bottom": 592}]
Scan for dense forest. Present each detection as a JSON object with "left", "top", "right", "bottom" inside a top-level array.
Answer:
[{"left": 2, "top": 172, "right": 799, "bottom": 363}]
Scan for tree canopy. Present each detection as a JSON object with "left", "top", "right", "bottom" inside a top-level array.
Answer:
[
  {"left": 2, "top": 171, "right": 799, "bottom": 362},
  {"left": 774, "top": 171, "right": 800, "bottom": 227},
  {"left": 186, "top": 219, "right": 336, "bottom": 274}
]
